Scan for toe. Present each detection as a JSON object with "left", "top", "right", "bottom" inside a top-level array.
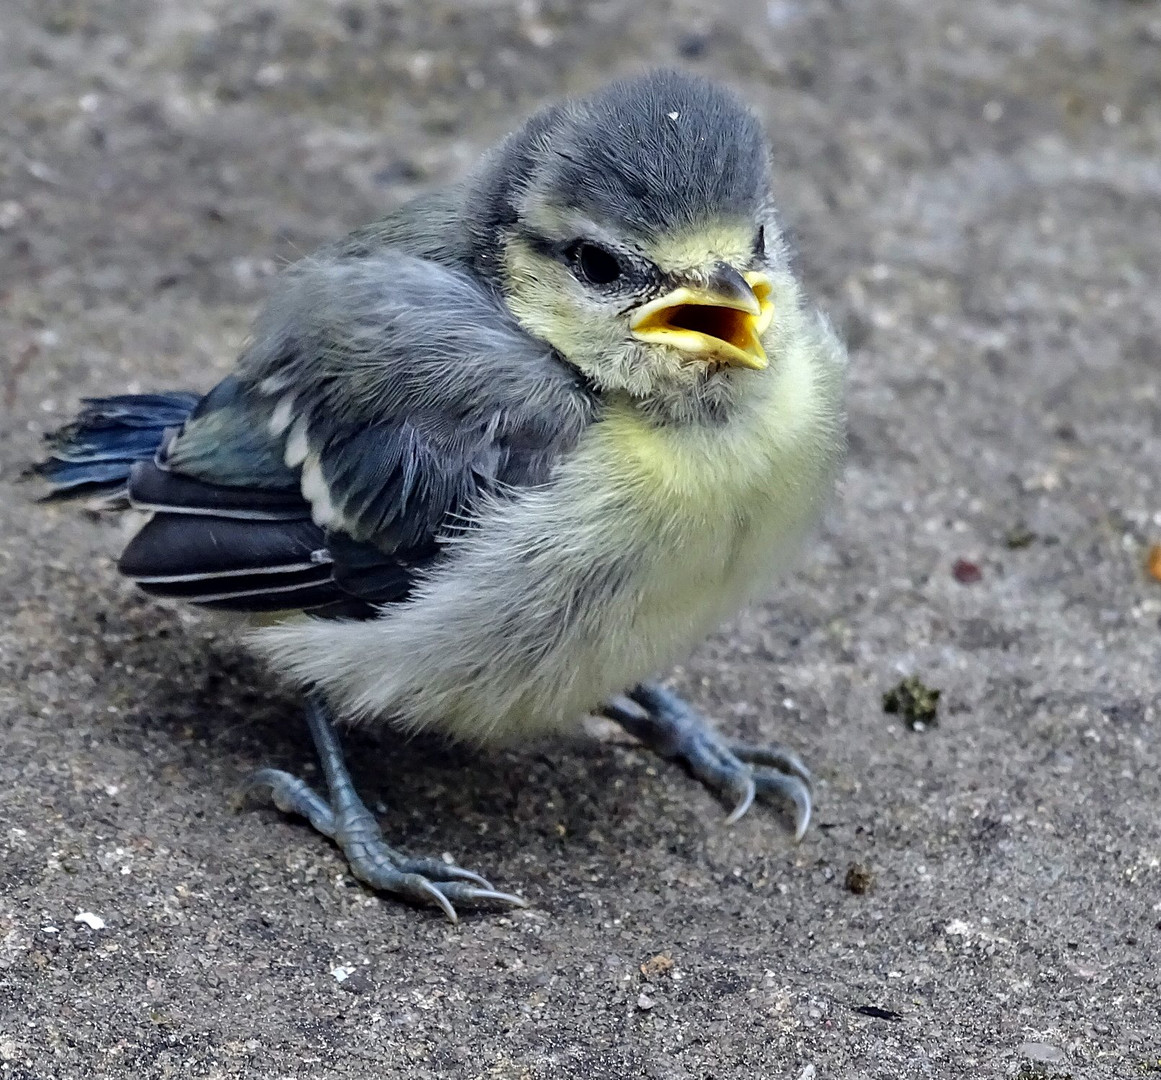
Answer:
[
  {"left": 728, "top": 742, "right": 813, "bottom": 784},
  {"left": 244, "top": 768, "right": 338, "bottom": 837},
  {"left": 392, "top": 857, "right": 495, "bottom": 890}
]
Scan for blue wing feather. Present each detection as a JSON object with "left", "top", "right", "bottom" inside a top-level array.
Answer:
[{"left": 30, "top": 220, "right": 598, "bottom": 617}]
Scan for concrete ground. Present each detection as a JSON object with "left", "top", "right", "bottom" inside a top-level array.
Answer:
[{"left": 1, "top": 1, "right": 1159, "bottom": 1077}]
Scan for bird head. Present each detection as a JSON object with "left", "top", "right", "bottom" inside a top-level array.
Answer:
[{"left": 464, "top": 70, "right": 797, "bottom": 421}]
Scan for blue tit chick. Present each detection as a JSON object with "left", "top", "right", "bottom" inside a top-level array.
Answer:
[{"left": 31, "top": 70, "right": 846, "bottom": 922}]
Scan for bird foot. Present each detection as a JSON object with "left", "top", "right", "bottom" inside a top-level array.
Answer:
[
  {"left": 245, "top": 697, "right": 527, "bottom": 922},
  {"left": 603, "top": 682, "right": 813, "bottom": 839}
]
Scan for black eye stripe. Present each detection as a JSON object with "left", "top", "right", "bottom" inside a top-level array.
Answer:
[{"left": 516, "top": 230, "right": 661, "bottom": 296}]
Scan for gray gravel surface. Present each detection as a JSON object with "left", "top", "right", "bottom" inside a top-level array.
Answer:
[{"left": 1, "top": 1, "right": 1159, "bottom": 1077}]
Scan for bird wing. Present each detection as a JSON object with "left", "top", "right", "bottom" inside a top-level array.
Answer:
[{"left": 118, "top": 248, "right": 597, "bottom": 615}]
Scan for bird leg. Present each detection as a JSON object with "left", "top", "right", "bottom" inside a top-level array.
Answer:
[
  {"left": 244, "top": 693, "right": 527, "bottom": 922},
  {"left": 603, "top": 681, "right": 813, "bottom": 839}
]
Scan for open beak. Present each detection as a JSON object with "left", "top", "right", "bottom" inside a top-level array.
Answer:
[{"left": 629, "top": 263, "right": 775, "bottom": 371}]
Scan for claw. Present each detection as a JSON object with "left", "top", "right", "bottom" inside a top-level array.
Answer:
[
  {"left": 724, "top": 772, "right": 757, "bottom": 824},
  {"left": 440, "top": 867, "right": 495, "bottom": 890},
  {"left": 604, "top": 692, "right": 651, "bottom": 726},
  {"left": 753, "top": 770, "right": 813, "bottom": 841},
  {"left": 414, "top": 878, "right": 459, "bottom": 923},
  {"left": 791, "top": 785, "right": 812, "bottom": 842},
  {"left": 451, "top": 887, "right": 529, "bottom": 910},
  {"left": 795, "top": 803, "right": 811, "bottom": 842}
]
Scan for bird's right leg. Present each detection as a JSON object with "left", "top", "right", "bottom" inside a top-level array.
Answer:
[
  {"left": 245, "top": 693, "right": 526, "bottom": 922},
  {"left": 603, "top": 682, "right": 813, "bottom": 839}
]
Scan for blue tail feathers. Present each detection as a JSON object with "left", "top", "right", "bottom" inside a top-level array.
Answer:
[{"left": 30, "top": 392, "right": 201, "bottom": 501}]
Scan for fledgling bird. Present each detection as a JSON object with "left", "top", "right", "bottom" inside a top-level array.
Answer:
[{"left": 31, "top": 70, "right": 846, "bottom": 921}]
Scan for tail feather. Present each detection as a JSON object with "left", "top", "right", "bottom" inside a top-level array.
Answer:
[{"left": 28, "top": 392, "right": 201, "bottom": 503}]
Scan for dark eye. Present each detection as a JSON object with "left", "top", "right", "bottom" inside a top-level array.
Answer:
[
  {"left": 754, "top": 225, "right": 766, "bottom": 259},
  {"left": 566, "top": 241, "right": 624, "bottom": 286}
]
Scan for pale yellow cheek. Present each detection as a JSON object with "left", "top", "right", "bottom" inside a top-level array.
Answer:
[{"left": 503, "top": 246, "right": 606, "bottom": 353}]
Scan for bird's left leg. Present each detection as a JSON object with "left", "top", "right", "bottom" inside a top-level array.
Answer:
[
  {"left": 602, "top": 681, "right": 813, "bottom": 839},
  {"left": 245, "top": 693, "right": 526, "bottom": 922}
]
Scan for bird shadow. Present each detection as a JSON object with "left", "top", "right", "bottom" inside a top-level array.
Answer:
[{"left": 111, "top": 605, "right": 654, "bottom": 873}]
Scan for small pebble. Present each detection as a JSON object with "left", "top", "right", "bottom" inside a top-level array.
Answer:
[
  {"left": 844, "top": 862, "right": 875, "bottom": 894},
  {"left": 639, "top": 953, "right": 674, "bottom": 978},
  {"left": 337, "top": 968, "right": 373, "bottom": 994},
  {"left": 1004, "top": 524, "right": 1037, "bottom": 549},
  {"left": 1146, "top": 543, "right": 1161, "bottom": 583},
  {"left": 952, "top": 557, "right": 983, "bottom": 583},
  {"left": 883, "top": 676, "right": 941, "bottom": 729},
  {"left": 1018, "top": 1041, "right": 1064, "bottom": 1064}
]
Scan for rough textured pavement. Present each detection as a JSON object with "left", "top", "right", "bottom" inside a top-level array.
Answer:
[{"left": 1, "top": 2, "right": 1159, "bottom": 1077}]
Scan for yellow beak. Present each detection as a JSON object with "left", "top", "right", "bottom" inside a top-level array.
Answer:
[{"left": 629, "top": 265, "right": 774, "bottom": 371}]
